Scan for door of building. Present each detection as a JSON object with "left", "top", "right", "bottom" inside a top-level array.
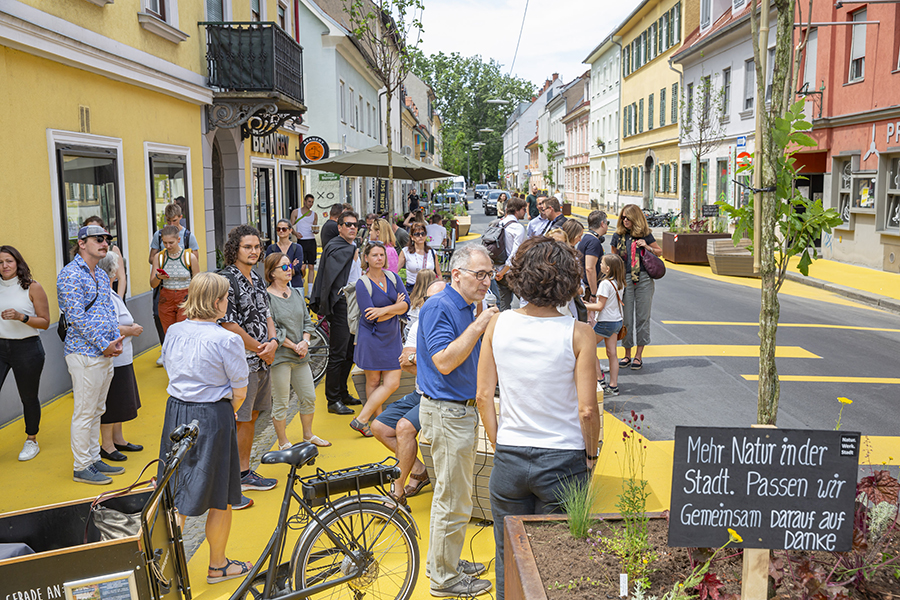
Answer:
[{"left": 253, "top": 166, "right": 276, "bottom": 246}]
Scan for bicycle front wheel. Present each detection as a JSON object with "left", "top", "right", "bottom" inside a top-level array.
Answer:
[
  {"left": 291, "top": 501, "right": 418, "bottom": 600},
  {"left": 307, "top": 325, "right": 329, "bottom": 385}
]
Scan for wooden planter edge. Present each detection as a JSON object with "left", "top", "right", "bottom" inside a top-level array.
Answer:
[{"left": 505, "top": 512, "right": 668, "bottom": 600}]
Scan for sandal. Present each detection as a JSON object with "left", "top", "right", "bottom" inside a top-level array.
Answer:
[
  {"left": 619, "top": 357, "right": 632, "bottom": 367},
  {"left": 403, "top": 470, "right": 431, "bottom": 497},
  {"left": 631, "top": 358, "right": 643, "bottom": 370},
  {"left": 349, "top": 418, "right": 373, "bottom": 438},
  {"left": 207, "top": 558, "right": 252, "bottom": 584},
  {"left": 304, "top": 435, "right": 332, "bottom": 448},
  {"left": 388, "top": 483, "right": 411, "bottom": 512}
]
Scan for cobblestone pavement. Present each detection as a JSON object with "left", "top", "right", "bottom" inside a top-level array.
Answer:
[{"left": 180, "top": 396, "right": 297, "bottom": 559}]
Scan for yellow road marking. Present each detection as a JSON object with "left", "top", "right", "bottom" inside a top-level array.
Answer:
[
  {"left": 662, "top": 321, "right": 900, "bottom": 333},
  {"left": 601, "top": 345, "right": 820, "bottom": 359},
  {"left": 457, "top": 233, "right": 481, "bottom": 242},
  {"left": 742, "top": 375, "right": 900, "bottom": 384}
]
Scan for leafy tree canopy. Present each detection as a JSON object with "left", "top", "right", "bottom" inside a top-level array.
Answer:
[{"left": 410, "top": 49, "right": 535, "bottom": 183}]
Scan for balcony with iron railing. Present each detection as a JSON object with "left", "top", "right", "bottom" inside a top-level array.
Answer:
[{"left": 202, "top": 21, "right": 305, "bottom": 112}]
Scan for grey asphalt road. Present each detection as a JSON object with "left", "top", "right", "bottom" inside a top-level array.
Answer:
[{"left": 456, "top": 190, "right": 900, "bottom": 441}]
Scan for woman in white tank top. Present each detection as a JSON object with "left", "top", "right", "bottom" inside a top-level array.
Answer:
[{"left": 475, "top": 237, "right": 602, "bottom": 600}]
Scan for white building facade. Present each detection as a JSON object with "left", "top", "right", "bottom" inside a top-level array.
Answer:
[
  {"left": 503, "top": 75, "right": 564, "bottom": 191},
  {"left": 584, "top": 36, "right": 621, "bottom": 211},
  {"left": 671, "top": 0, "right": 776, "bottom": 217}
]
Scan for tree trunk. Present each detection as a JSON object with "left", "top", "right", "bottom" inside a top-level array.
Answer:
[{"left": 386, "top": 90, "right": 395, "bottom": 216}]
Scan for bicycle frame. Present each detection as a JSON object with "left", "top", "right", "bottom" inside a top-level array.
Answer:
[{"left": 228, "top": 457, "right": 416, "bottom": 600}]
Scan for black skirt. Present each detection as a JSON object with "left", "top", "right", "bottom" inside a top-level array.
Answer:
[
  {"left": 157, "top": 397, "right": 242, "bottom": 516},
  {"left": 101, "top": 364, "right": 141, "bottom": 424}
]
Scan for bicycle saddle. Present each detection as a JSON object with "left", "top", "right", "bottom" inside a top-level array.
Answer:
[{"left": 261, "top": 441, "right": 319, "bottom": 467}]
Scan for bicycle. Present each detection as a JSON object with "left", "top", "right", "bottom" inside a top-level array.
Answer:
[
  {"left": 231, "top": 443, "right": 420, "bottom": 600},
  {"left": 306, "top": 313, "right": 329, "bottom": 385}
]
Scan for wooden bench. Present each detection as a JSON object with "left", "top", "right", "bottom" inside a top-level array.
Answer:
[
  {"left": 350, "top": 367, "right": 417, "bottom": 407},
  {"left": 707, "top": 237, "right": 757, "bottom": 278}
]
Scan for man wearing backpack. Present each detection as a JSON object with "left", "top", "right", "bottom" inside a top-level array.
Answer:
[
  {"left": 148, "top": 203, "right": 198, "bottom": 365},
  {"left": 488, "top": 196, "right": 526, "bottom": 311}
]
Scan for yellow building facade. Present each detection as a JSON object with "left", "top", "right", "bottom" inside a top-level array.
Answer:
[
  {"left": 0, "top": 0, "right": 306, "bottom": 425},
  {"left": 616, "top": 0, "right": 697, "bottom": 213}
]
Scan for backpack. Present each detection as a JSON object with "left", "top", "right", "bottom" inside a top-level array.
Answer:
[
  {"left": 345, "top": 270, "right": 402, "bottom": 335},
  {"left": 158, "top": 248, "right": 192, "bottom": 273},
  {"left": 482, "top": 218, "right": 512, "bottom": 265}
]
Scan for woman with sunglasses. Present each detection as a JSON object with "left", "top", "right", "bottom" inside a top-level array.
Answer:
[
  {"left": 397, "top": 222, "right": 442, "bottom": 292},
  {"left": 264, "top": 253, "right": 329, "bottom": 449},
  {"left": 350, "top": 242, "right": 409, "bottom": 437},
  {"left": 610, "top": 204, "right": 662, "bottom": 371},
  {"left": 265, "top": 219, "right": 305, "bottom": 291}
]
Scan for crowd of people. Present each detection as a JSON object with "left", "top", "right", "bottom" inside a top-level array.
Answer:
[{"left": 1, "top": 185, "right": 662, "bottom": 595}]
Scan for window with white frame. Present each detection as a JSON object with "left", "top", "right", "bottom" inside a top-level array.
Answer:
[
  {"left": 339, "top": 81, "right": 346, "bottom": 122},
  {"left": 349, "top": 87, "right": 355, "bottom": 128},
  {"left": 803, "top": 29, "right": 817, "bottom": 89},
  {"left": 849, "top": 9, "right": 866, "bottom": 82},
  {"left": 277, "top": 2, "right": 287, "bottom": 29},
  {"left": 206, "top": 0, "right": 224, "bottom": 20},
  {"left": 743, "top": 58, "right": 755, "bottom": 111},
  {"left": 358, "top": 95, "right": 363, "bottom": 133},
  {"left": 701, "top": 0, "right": 712, "bottom": 29},
  {"left": 251, "top": 0, "right": 260, "bottom": 21},
  {"left": 660, "top": 87, "right": 666, "bottom": 127},
  {"left": 648, "top": 93, "right": 654, "bottom": 130},
  {"left": 149, "top": 152, "right": 189, "bottom": 233},
  {"left": 722, "top": 68, "right": 731, "bottom": 114}
]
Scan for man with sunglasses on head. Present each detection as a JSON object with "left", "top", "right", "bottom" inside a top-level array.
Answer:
[
  {"left": 309, "top": 211, "right": 363, "bottom": 415},
  {"left": 417, "top": 245, "right": 499, "bottom": 597},
  {"left": 58, "top": 225, "right": 125, "bottom": 485}
]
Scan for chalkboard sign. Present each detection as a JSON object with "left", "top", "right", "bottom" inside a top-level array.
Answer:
[
  {"left": 701, "top": 204, "right": 719, "bottom": 218},
  {"left": 668, "top": 427, "right": 860, "bottom": 551}
]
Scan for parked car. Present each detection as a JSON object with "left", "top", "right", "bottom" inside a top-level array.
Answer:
[
  {"left": 431, "top": 192, "right": 461, "bottom": 212},
  {"left": 483, "top": 190, "right": 509, "bottom": 216},
  {"left": 487, "top": 182, "right": 499, "bottom": 189},
  {"left": 474, "top": 184, "right": 489, "bottom": 200}
]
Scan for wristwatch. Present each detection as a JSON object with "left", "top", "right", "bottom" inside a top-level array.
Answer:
[
  {"left": 407, "top": 353, "right": 416, "bottom": 364},
  {"left": 21, "top": 314, "right": 29, "bottom": 324}
]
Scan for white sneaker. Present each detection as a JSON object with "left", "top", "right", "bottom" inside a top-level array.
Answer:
[
  {"left": 156, "top": 356, "right": 164, "bottom": 367},
  {"left": 600, "top": 363, "right": 610, "bottom": 373},
  {"left": 19, "top": 439, "right": 40, "bottom": 461}
]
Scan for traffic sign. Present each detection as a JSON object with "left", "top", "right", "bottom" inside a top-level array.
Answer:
[{"left": 737, "top": 136, "right": 747, "bottom": 149}]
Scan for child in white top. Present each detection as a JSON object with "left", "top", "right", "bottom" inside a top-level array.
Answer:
[{"left": 585, "top": 254, "right": 625, "bottom": 396}]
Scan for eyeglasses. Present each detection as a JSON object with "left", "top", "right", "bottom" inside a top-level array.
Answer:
[
  {"left": 89, "top": 235, "right": 112, "bottom": 244},
  {"left": 276, "top": 227, "right": 291, "bottom": 232},
  {"left": 412, "top": 231, "right": 426, "bottom": 237},
  {"left": 342, "top": 222, "right": 359, "bottom": 228},
  {"left": 459, "top": 268, "right": 495, "bottom": 281},
  {"left": 279, "top": 264, "right": 293, "bottom": 272},
  {"left": 367, "top": 240, "right": 385, "bottom": 247}
]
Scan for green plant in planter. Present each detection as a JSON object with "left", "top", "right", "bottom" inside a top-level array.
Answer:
[
  {"left": 556, "top": 476, "right": 598, "bottom": 539},
  {"left": 604, "top": 410, "right": 657, "bottom": 588}
]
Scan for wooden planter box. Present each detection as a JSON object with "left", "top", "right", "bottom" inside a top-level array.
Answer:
[
  {"left": 661, "top": 231, "right": 731, "bottom": 264},
  {"left": 504, "top": 512, "right": 666, "bottom": 600},
  {"left": 456, "top": 215, "right": 471, "bottom": 237},
  {"left": 707, "top": 238, "right": 757, "bottom": 278},
  {"left": 561, "top": 203, "right": 572, "bottom": 216},
  {"left": 351, "top": 367, "right": 416, "bottom": 407},
  {"left": 419, "top": 387, "right": 603, "bottom": 523}
]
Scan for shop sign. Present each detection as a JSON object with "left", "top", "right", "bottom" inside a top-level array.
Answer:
[
  {"left": 300, "top": 136, "right": 330, "bottom": 163},
  {"left": 376, "top": 179, "right": 388, "bottom": 213},
  {"left": 668, "top": 426, "right": 859, "bottom": 551},
  {"left": 251, "top": 133, "right": 290, "bottom": 157},
  {"left": 318, "top": 173, "right": 340, "bottom": 181}
]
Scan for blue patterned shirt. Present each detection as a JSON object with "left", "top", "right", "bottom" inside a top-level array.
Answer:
[{"left": 57, "top": 254, "right": 119, "bottom": 357}]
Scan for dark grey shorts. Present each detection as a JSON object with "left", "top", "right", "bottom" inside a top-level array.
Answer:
[{"left": 236, "top": 368, "right": 272, "bottom": 421}]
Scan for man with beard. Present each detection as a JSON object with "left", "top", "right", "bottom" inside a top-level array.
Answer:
[{"left": 219, "top": 225, "right": 279, "bottom": 509}]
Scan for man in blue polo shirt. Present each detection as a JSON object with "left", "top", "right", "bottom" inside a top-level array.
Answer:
[{"left": 417, "top": 245, "right": 498, "bottom": 598}]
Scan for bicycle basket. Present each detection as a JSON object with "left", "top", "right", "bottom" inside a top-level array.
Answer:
[{"left": 300, "top": 458, "right": 400, "bottom": 507}]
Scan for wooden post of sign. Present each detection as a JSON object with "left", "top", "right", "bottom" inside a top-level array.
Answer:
[{"left": 742, "top": 423, "right": 776, "bottom": 599}]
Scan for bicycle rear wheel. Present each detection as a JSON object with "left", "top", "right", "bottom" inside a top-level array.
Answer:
[
  {"left": 307, "top": 325, "right": 329, "bottom": 385},
  {"left": 291, "top": 501, "right": 418, "bottom": 600}
]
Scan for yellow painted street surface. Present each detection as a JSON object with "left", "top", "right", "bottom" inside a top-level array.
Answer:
[
  {"left": 663, "top": 320, "right": 900, "bottom": 334},
  {"left": 600, "top": 344, "right": 821, "bottom": 359},
  {"left": 1, "top": 347, "right": 898, "bottom": 600},
  {"left": 742, "top": 375, "right": 900, "bottom": 385}
]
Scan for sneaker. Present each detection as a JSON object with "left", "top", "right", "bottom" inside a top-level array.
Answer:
[
  {"left": 18, "top": 440, "right": 40, "bottom": 461},
  {"left": 430, "top": 575, "right": 491, "bottom": 598},
  {"left": 600, "top": 363, "right": 610, "bottom": 373},
  {"left": 93, "top": 460, "right": 125, "bottom": 475},
  {"left": 606, "top": 385, "right": 620, "bottom": 397},
  {"left": 232, "top": 494, "right": 254, "bottom": 510},
  {"left": 74, "top": 465, "right": 113, "bottom": 485},
  {"left": 241, "top": 470, "right": 277, "bottom": 491},
  {"left": 349, "top": 418, "right": 373, "bottom": 438},
  {"left": 156, "top": 356, "right": 164, "bottom": 367},
  {"left": 427, "top": 560, "right": 487, "bottom": 579}
]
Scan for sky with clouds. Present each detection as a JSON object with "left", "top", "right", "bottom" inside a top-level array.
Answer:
[{"left": 418, "top": 0, "right": 637, "bottom": 89}]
